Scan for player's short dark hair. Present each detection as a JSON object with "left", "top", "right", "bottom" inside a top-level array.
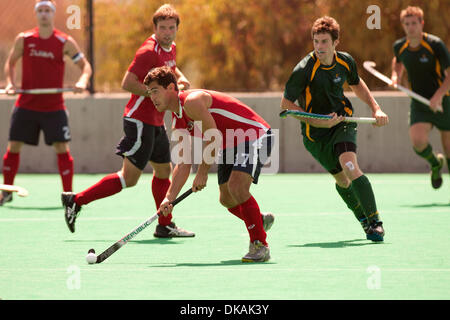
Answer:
[
  {"left": 144, "top": 66, "right": 178, "bottom": 91},
  {"left": 153, "top": 4, "right": 180, "bottom": 27},
  {"left": 311, "top": 16, "right": 340, "bottom": 42},
  {"left": 400, "top": 6, "right": 424, "bottom": 23}
]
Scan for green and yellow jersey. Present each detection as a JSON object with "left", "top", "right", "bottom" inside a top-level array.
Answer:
[
  {"left": 394, "top": 33, "right": 450, "bottom": 101},
  {"left": 283, "top": 51, "right": 360, "bottom": 142}
]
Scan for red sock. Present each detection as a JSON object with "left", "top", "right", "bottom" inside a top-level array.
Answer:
[
  {"left": 2, "top": 149, "right": 20, "bottom": 185},
  {"left": 228, "top": 205, "right": 244, "bottom": 220},
  {"left": 152, "top": 177, "right": 172, "bottom": 226},
  {"left": 74, "top": 173, "right": 123, "bottom": 206},
  {"left": 240, "top": 196, "right": 267, "bottom": 245},
  {"left": 57, "top": 152, "right": 74, "bottom": 192}
]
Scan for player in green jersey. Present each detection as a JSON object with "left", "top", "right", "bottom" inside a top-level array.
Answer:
[
  {"left": 281, "top": 16, "right": 389, "bottom": 241},
  {"left": 391, "top": 6, "right": 450, "bottom": 189}
]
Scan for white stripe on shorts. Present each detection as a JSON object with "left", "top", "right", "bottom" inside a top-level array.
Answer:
[{"left": 122, "top": 118, "right": 143, "bottom": 157}]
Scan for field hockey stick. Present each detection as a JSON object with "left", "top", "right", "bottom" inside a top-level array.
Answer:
[
  {"left": 0, "top": 88, "right": 77, "bottom": 94},
  {"left": 0, "top": 184, "right": 29, "bottom": 197},
  {"left": 279, "top": 109, "right": 376, "bottom": 124},
  {"left": 363, "top": 61, "right": 443, "bottom": 112},
  {"left": 92, "top": 188, "right": 194, "bottom": 264}
]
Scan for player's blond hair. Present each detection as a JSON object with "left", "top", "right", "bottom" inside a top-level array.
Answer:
[
  {"left": 400, "top": 6, "right": 424, "bottom": 23},
  {"left": 153, "top": 4, "right": 180, "bottom": 27},
  {"left": 311, "top": 16, "right": 340, "bottom": 42}
]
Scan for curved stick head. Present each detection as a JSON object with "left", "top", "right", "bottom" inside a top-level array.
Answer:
[
  {"left": 17, "top": 187, "right": 29, "bottom": 197},
  {"left": 363, "top": 61, "right": 376, "bottom": 69},
  {"left": 279, "top": 110, "right": 289, "bottom": 118}
]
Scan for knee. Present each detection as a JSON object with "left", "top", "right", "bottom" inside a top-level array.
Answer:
[
  {"left": 410, "top": 136, "right": 428, "bottom": 151},
  {"left": 219, "top": 192, "right": 235, "bottom": 208},
  {"left": 152, "top": 163, "right": 172, "bottom": 179},
  {"left": 120, "top": 172, "right": 139, "bottom": 188},
  {"left": 227, "top": 181, "right": 250, "bottom": 204},
  {"left": 7, "top": 141, "right": 23, "bottom": 153},
  {"left": 339, "top": 161, "right": 363, "bottom": 181},
  {"left": 53, "top": 142, "right": 69, "bottom": 154}
]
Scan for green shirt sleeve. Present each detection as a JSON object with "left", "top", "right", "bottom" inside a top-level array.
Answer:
[
  {"left": 435, "top": 39, "right": 450, "bottom": 71},
  {"left": 393, "top": 41, "right": 401, "bottom": 62},
  {"left": 283, "top": 62, "right": 308, "bottom": 103},
  {"left": 346, "top": 54, "right": 360, "bottom": 86}
]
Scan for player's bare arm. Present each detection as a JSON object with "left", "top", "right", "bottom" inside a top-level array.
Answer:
[
  {"left": 350, "top": 79, "right": 389, "bottom": 127},
  {"left": 390, "top": 57, "right": 404, "bottom": 87},
  {"left": 121, "top": 71, "right": 149, "bottom": 97},
  {"left": 64, "top": 36, "right": 92, "bottom": 93},
  {"left": 174, "top": 67, "right": 190, "bottom": 90},
  {"left": 183, "top": 91, "right": 220, "bottom": 192},
  {"left": 4, "top": 33, "right": 25, "bottom": 95},
  {"left": 430, "top": 67, "right": 450, "bottom": 110},
  {"left": 281, "top": 96, "right": 343, "bottom": 128}
]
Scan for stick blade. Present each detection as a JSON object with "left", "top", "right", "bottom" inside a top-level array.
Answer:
[
  {"left": 0, "top": 184, "right": 29, "bottom": 197},
  {"left": 363, "top": 60, "right": 376, "bottom": 69}
]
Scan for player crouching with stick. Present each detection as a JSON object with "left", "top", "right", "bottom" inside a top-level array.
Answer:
[
  {"left": 144, "top": 66, "right": 275, "bottom": 262},
  {"left": 281, "top": 16, "right": 388, "bottom": 241}
]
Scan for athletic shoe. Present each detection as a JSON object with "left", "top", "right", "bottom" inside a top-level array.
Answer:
[
  {"left": 153, "top": 222, "right": 195, "bottom": 238},
  {"left": 262, "top": 212, "right": 275, "bottom": 232},
  {"left": 62, "top": 192, "right": 81, "bottom": 233},
  {"left": 242, "top": 240, "right": 270, "bottom": 262},
  {"left": 366, "top": 221, "right": 385, "bottom": 242},
  {"left": 0, "top": 191, "right": 13, "bottom": 206},
  {"left": 431, "top": 153, "right": 445, "bottom": 189}
]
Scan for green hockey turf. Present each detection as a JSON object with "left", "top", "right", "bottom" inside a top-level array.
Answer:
[{"left": 0, "top": 173, "right": 449, "bottom": 300}]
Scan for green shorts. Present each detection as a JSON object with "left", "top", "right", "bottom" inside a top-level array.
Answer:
[
  {"left": 410, "top": 95, "right": 450, "bottom": 130},
  {"left": 303, "top": 122, "right": 357, "bottom": 174}
]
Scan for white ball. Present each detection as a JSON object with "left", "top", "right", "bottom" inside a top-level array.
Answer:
[{"left": 86, "top": 252, "right": 97, "bottom": 264}]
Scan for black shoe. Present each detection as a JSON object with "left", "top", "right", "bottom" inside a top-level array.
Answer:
[
  {"left": 431, "top": 154, "right": 445, "bottom": 189},
  {"left": 0, "top": 191, "right": 13, "bottom": 206},
  {"left": 153, "top": 222, "right": 195, "bottom": 238},
  {"left": 62, "top": 192, "right": 81, "bottom": 233},
  {"left": 366, "top": 221, "right": 384, "bottom": 242}
]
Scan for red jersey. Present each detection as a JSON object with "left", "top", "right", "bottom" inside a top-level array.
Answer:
[
  {"left": 173, "top": 90, "right": 271, "bottom": 149},
  {"left": 16, "top": 27, "right": 68, "bottom": 111},
  {"left": 124, "top": 34, "right": 177, "bottom": 126}
]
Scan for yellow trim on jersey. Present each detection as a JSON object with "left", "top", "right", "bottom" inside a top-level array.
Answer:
[
  {"left": 398, "top": 40, "right": 410, "bottom": 56},
  {"left": 310, "top": 58, "right": 321, "bottom": 82},
  {"left": 335, "top": 53, "right": 350, "bottom": 72},
  {"left": 421, "top": 40, "right": 434, "bottom": 55},
  {"left": 305, "top": 86, "right": 315, "bottom": 142},
  {"left": 321, "top": 64, "right": 336, "bottom": 70},
  {"left": 305, "top": 86, "right": 312, "bottom": 108},
  {"left": 342, "top": 100, "right": 353, "bottom": 116}
]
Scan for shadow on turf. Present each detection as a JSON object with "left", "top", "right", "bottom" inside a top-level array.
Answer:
[
  {"left": 64, "top": 239, "right": 182, "bottom": 245},
  {"left": 148, "top": 260, "right": 276, "bottom": 267},
  {"left": 4, "top": 205, "right": 62, "bottom": 211},
  {"left": 401, "top": 202, "right": 450, "bottom": 208},
  {"left": 289, "top": 239, "right": 378, "bottom": 249}
]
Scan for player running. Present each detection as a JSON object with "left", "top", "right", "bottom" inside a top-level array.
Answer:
[
  {"left": 391, "top": 6, "right": 450, "bottom": 189},
  {"left": 0, "top": 0, "right": 92, "bottom": 206},
  {"left": 144, "top": 66, "right": 275, "bottom": 262},
  {"left": 281, "top": 16, "right": 388, "bottom": 241},
  {"left": 61, "top": 4, "right": 194, "bottom": 237}
]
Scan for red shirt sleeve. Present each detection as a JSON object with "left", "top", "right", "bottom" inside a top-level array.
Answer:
[{"left": 127, "top": 44, "right": 157, "bottom": 81}]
